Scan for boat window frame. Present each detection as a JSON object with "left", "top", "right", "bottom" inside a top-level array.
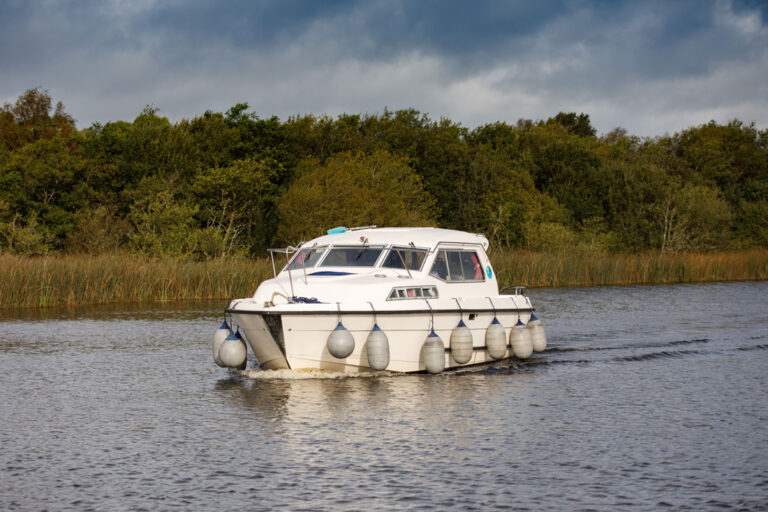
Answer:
[
  {"left": 428, "top": 247, "right": 487, "bottom": 283},
  {"left": 317, "top": 245, "right": 387, "bottom": 268},
  {"left": 380, "top": 245, "right": 430, "bottom": 272}
]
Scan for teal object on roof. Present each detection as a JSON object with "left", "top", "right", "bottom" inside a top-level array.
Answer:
[{"left": 327, "top": 226, "right": 347, "bottom": 234}]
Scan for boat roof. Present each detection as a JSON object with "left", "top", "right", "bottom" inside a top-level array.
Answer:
[{"left": 299, "top": 227, "right": 489, "bottom": 250}]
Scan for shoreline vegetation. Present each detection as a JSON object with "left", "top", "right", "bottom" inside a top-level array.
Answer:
[
  {"left": 2, "top": 249, "right": 767, "bottom": 310},
  {"left": 3, "top": 89, "right": 767, "bottom": 310},
  {"left": 3, "top": 89, "right": 768, "bottom": 264}
]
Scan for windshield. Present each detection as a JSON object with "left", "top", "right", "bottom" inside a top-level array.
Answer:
[
  {"left": 288, "top": 248, "right": 326, "bottom": 270},
  {"left": 381, "top": 248, "right": 428, "bottom": 271},
  {"left": 320, "top": 247, "right": 384, "bottom": 267}
]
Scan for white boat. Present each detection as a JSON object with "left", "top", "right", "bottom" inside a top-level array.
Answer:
[{"left": 213, "top": 226, "right": 547, "bottom": 374}]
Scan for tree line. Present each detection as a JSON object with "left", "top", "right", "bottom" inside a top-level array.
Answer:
[{"left": 1, "top": 87, "right": 766, "bottom": 258}]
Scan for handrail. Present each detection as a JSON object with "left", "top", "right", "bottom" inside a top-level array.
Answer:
[
  {"left": 499, "top": 285, "right": 527, "bottom": 295},
  {"left": 428, "top": 240, "right": 488, "bottom": 253},
  {"left": 267, "top": 245, "right": 300, "bottom": 254},
  {"left": 267, "top": 245, "right": 301, "bottom": 280}
]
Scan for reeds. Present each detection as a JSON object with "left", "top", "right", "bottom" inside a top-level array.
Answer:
[
  {"left": 0, "top": 253, "right": 273, "bottom": 309},
  {"left": 490, "top": 249, "right": 768, "bottom": 288},
  {"left": 1, "top": 249, "right": 767, "bottom": 309}
]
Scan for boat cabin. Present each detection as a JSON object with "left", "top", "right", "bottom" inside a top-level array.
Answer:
[{"left": 260, "top": 227, "right": 500, "bottom": 305}]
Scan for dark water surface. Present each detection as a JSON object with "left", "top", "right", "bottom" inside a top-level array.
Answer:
[{"left": 1, "top": 282, "right": 767, "bottom": 511}]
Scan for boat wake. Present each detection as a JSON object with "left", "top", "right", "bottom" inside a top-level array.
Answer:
[
  {"left": 519, "top": 338, "right": 766, "bottom": 369},
  {"left": 234, "top": 338, "right": 765, "bottom": 379},
  {"left": 612, "top": 349, "right": 706, "bottom": 362},
  {"left": 736, "top": 344, "right": 768, "bottom": 352},
  {"left": 547, "top": 337, "right": 711, "bottom": 354}
]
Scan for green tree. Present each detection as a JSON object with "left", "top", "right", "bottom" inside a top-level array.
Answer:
[
  {"left": 66, "top": 205, "right": 132, "bottom": 254},
  {"left": 596, "top": 130, "right": 676, "bottom": 250},
  {"left": 191, "top": 157, "right": 280, "bottom": 256},
  {"left": 1, "top": 88, "right": 76, "bottom": 149},
  {"left": 734, "top": 199, "right": 768, "bottom": 246},
  {"left": 276, "top": 150, "right": 436, "bottom": 243},
  {"left": 0, "top": 136, "right": 86, "bottom": 251},
  {"left": 283, "top": 109, "right": 470, "bottom": 229},
  {"left": 127, "top": 184, "right": 201, "bottom": 257},
  {"left": 658, "top": 183, "right": 733, "bottom": 252},
  {"left": 525, "top": 124, "right": 606, "bottom": 225},
  {"left": 600, "top": 159, "right": 672, "bottom": 250},
  {"left": 480, "top": 165, "right": 570, "bottom": 250},
  {"left": 674, "top": 120, "right": 768, "bottom": 204},
  {"left": 550, "top": 112, "right": 597, "bottom": 137},
  {"left": 2, "top": 85, "right": 767, "bottom": 256}
]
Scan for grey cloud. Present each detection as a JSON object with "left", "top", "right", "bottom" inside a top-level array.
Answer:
[{"left": 1, "top": 0, "right": 766, "bottom": 136}]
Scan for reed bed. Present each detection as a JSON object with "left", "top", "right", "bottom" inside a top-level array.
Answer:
[
  {"left": 490, "top": 249, "right": 768, "bottom": 289},
  {"left": 1, "top": 249, "right": 767, "bottom": 309},
  {"left": 0, "top": 253, "right": 273, "bottom": 309}
]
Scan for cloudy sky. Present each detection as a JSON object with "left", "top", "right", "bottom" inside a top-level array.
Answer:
[{"left": 1, "top": 0, "right": 767, "bottom": 136}]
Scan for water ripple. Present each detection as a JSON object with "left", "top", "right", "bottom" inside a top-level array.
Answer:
[{"left": 1, "top": 282, "right": 767, "bottom": 510}]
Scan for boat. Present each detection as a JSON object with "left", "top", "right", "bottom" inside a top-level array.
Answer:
[{"left": 213, "top": 226, "right": 547, "bottom": 374}]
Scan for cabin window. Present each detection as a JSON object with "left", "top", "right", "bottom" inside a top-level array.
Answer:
[
  {"left": 387, "top": 285, "right": 439, "bottom": 300},
  {"left": 288, "top": 248, "right": 326, "bottom": 270},
  {"left": 381, "top": 247, "right": 428, "bottom": 271},
  {"left": 429, "top": 249, "right": 485, "bottom": 282},
  {"left": 320, "top": 247, "right": 384, "bottom": 267}
]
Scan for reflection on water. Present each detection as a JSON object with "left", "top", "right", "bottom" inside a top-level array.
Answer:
[{"left": 1, "top": 284, "right": 768, "bottom": 510}]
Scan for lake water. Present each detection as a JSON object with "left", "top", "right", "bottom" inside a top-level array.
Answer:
[{"left": 1, "top": 281, "right": 767, "bottom": 511}]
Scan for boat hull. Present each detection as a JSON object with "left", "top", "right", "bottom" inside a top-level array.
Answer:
[{"left": 228, "top": 306, "right": 534, "bottom": 373}]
